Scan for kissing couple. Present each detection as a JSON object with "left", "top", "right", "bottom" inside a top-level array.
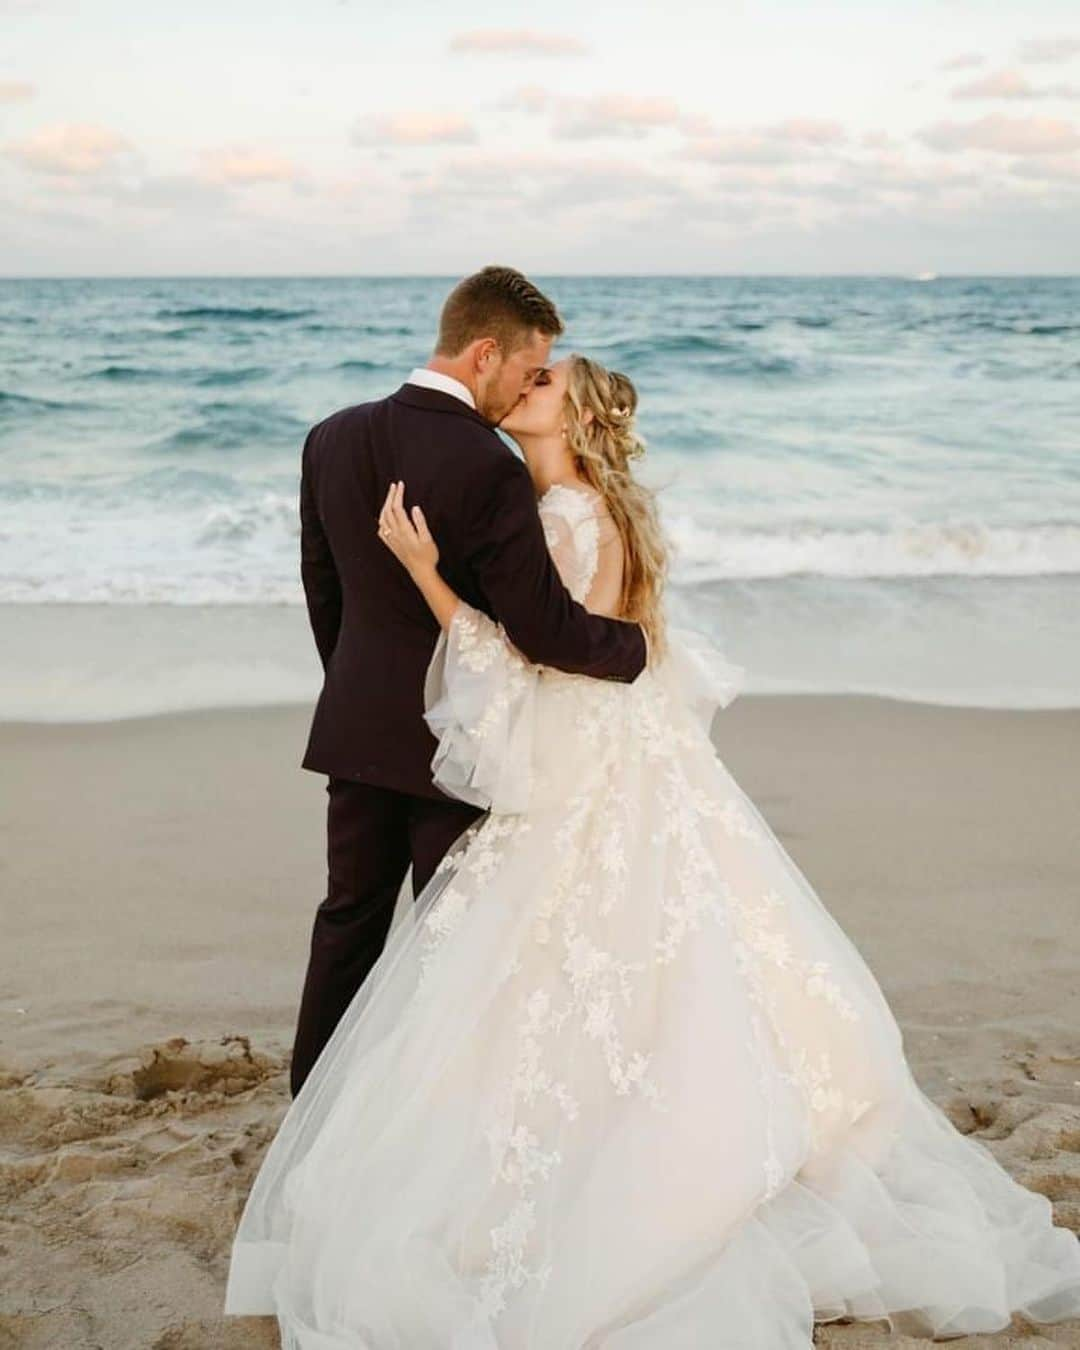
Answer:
[{"left": 225, "top": 266, "right": 1080, "bottom": 1347}]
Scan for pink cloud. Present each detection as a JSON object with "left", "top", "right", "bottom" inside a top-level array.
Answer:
[
  {"left": 682, "top": 133, "right": 798, "bottom": 166},
  {"left": 0, "top": 80, "right": 35, "bottom": 102},
  {"left": 6, "top": 122, "right": 130, "bottom": 175},
  {"left": 507, "top": 87, "right": 681, "bottom": 139},
  {"left": 682, "top": 119, "right": 845, "bottom": 166},
  {"left": 953, "top": 69, "right": 1036, "bottom": 100},
  {"left": 848, "top": 154, "right": 983, "bottom": 193},
  {"left": 106, "top": 173, "right": 230, "bottom": 211},
  {"left": 919, "top": 113, "right": 1080, "bottom": 155},
  {"left": 449, "top": 29, "right": 587, "bottom": 57},
  {"left": 766, "top": 118, "right": 846, "bottom": 145},
  {"left": 940, "top": 52, "right": 985, "bottom": 72},
  {"left": 1007, "top": 155, "right": 1080, "bottom": 181},
  {"left": 353, "top": 111, "right": 477, "bottom": 147},
  {"left": 953, "top": 67, "right": 1080, "bottom": 101},
  {"left": 199, "top": 148, "right": 301, "bottom": 185},
  {"left": 505, "top": 93, "right": 844, "bottom": 150},
  {"left": 1016, "top": 36, "right": 1080, "bottom": 65},
  {"left": 679, "top": 112, "right": 715, "bottom": 138},
  {"left": 321, "top": 172, "right": 382, "bottom": 201},
  {"left": 556, "top": 94, "right": 681, "bottom": 139},
  {"left": 407, "top": 150, "right": 684, "bottom": 217},
  {"left": 510, "top": 85, "right": 550, "bottom": 114}
]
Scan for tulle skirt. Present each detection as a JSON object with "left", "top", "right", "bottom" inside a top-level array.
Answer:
[{"left": 224, "top": 640, "right": 1080, "bottom": 1347}]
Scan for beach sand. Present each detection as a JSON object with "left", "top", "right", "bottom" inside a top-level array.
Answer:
[{"left": 1, "top": 696, "right": 1078, "bottom": 1348}]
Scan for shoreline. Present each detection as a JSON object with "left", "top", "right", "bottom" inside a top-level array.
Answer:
[
  {"left": 6, "top": 685, "right": 1080, "bottom": 731},
  {"left": 4, "top": 595, "right": 1079, "bottom": 721}
]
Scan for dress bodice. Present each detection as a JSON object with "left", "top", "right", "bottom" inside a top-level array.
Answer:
[{"left": 537, "top": 482, "right": 602, "bottom": 606}]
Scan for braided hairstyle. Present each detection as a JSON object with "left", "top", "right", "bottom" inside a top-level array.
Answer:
[{"left": 563, "top": 353, "right": 669, "bottom": 660}]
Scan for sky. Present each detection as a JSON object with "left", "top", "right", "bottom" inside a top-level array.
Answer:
[{"left": 1, "top": 0, "right": 1079, "bottom": 275}]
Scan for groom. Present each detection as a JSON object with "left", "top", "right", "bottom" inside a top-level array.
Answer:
[{"left": 289, "top": 265, "right": 648, "bottom": 1097}]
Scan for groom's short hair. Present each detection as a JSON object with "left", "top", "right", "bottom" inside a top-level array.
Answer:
[{"left": 436, "top": 265, "right": 563, "bottom": 357}]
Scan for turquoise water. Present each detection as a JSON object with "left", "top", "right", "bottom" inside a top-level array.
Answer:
[{"left": 1, "top": 275, "right": 1077, "bottom": 714}]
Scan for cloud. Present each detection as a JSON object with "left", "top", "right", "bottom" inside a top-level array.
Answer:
[
  {"left": 199, "top": 147, "right": 302, "bottom": 185},
  {"left": 953, "top": 69, "right": 1035, "bottom": 100},
  {"left": 506, "top": 87, "right": 682, "bottom": 139},
  {"left": 1016, "top": 36, "right": 1080, "bottom": 65},
  {"left": 5, "top": 122, "right": 130, "bottom": 175},
  {"left": 0, "top": 80, "right": 35, "bottom": 102},
  {"left": 766, "top": 118, "right": 847, "bottom": 145},
  {"left": 682, "top": 118, "right": 846, "bottom": 166},
  {"left": 679, "top": 112, "right": 715, "bottom": 138},
  {"left": 838, "top": 154, "right": 983, "bottom": 195},
  {"left": 353, "top": 111, "right": 476, "bottom": 146},
  {"left": 1007, "top": 155, "right": 1080, "bottom": 182},
  {"left": 449, "top": 30, "right": 587, "bottom": 57},
  {"left": 919, "top": 113, "right": 1080, "bottom": 155},
  {"left": 940, "top": 52, "right": 985, "bottom": 71},
  {"left": 107, "top": 173, "right": 231, "bottom": 211},
  {"left": 676, "top": 150, "right": 986, "bottom": 213},
  {"left": 682, "top": 134, "right": 796, "bottom": 165},
  {"left": 509, "top": 85, "right": 551, "bottom": 114},
  {"left": 557, "top": 94, "right": 681, "bottom": 140},
  {"left": 953, "top": 67, "right": 1080, "bottom": 100},
  {"left": 401, "top": 149, "right": 689, "bottom": 225}
]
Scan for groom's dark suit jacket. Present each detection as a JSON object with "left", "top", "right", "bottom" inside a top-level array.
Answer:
[{"left": 298, "top": 382, "right": 647, "bottom": 799}]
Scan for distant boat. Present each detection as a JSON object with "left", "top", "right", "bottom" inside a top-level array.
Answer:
[{"left": 910, "top": 271, "right": 939, "bottom": 281}]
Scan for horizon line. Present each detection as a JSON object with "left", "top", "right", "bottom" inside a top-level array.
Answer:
[{"left": 2, "top": 271, "right": 1078, "bottom": 282}]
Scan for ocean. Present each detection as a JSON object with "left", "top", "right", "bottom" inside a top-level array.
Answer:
[{"left": 1, "top": 274, "right": 1077, "bottom": 719}]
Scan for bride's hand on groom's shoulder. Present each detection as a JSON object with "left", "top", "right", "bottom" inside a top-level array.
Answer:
[{"left": 377, "top": 480, "right": 439, "bottom": 577}]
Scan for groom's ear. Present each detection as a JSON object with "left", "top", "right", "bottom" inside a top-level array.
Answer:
[{"left": 473, "top": 337, "right": 501, "bottom": 371}]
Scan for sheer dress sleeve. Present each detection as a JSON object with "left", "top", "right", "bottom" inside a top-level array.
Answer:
[{"left": 421, "top": 485, "right": 599, "bottom": 815}]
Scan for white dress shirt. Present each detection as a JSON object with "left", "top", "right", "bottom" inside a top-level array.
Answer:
[{"left": 406, "top": 367, "right": 476, "bottom": 410}]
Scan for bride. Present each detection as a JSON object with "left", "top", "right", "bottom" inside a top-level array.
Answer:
[{"left": 225, "top": 354, "right": 1080, "bottom": 1347}]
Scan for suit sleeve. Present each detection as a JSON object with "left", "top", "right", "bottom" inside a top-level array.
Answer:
[
  {"left": 462, "top": 451, "right": 647, "bottom": 682},
  {"left": 299, "top": 427, "right": 343, "bottom": 670}
]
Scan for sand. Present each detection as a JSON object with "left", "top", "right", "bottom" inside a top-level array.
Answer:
[{"left": 1, "top": 696, "right": 1078, "bottom": 1349}]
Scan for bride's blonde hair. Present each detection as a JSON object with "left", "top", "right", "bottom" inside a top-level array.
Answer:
[{"left": 564, "top": 354, "right": 669, "bottom": 661}]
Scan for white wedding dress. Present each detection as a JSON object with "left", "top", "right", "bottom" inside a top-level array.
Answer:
[{"left": 225, "top": 482, "right": 1080, "bottom": 1348}]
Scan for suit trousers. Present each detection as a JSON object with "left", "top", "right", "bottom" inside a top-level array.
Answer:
[{"left": 289, "top": 777, "right": 483, "bottom": 1097}]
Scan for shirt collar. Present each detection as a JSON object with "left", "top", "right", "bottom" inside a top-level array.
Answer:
[{"left": 406, "top": 367, "right": 476, "bottom": 410}]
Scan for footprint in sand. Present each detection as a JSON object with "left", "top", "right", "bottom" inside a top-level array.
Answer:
[
  {"left": 943, "top": 1084, "right": 1080, "bottom": 1235},
  {"left": 0, "top": 1035, "right": 290, "bottom": 1349}
]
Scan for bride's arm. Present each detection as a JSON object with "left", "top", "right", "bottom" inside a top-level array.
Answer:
[
  {"left": 377, "top": 480, "right": 538, "bottom": 813},
  {"left": 377, "top": 481, "right": 460, "bottom": 630}
]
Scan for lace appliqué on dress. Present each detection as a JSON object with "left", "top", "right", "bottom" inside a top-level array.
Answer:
[
  {"left": 728, "top": 884, "right": 873, "bottom": 1154},
  {"left": 471, "top": 677, "right": 780, "bottom": 1322},
  {"left": 418, "top": 815, "right": 533, "bottom": 986},
  {"left": 538, "top": 482, "right": 602, "bottom": 605},
  {"left": 420, "top": 478, "right": 874, "bottom": 1330}
]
